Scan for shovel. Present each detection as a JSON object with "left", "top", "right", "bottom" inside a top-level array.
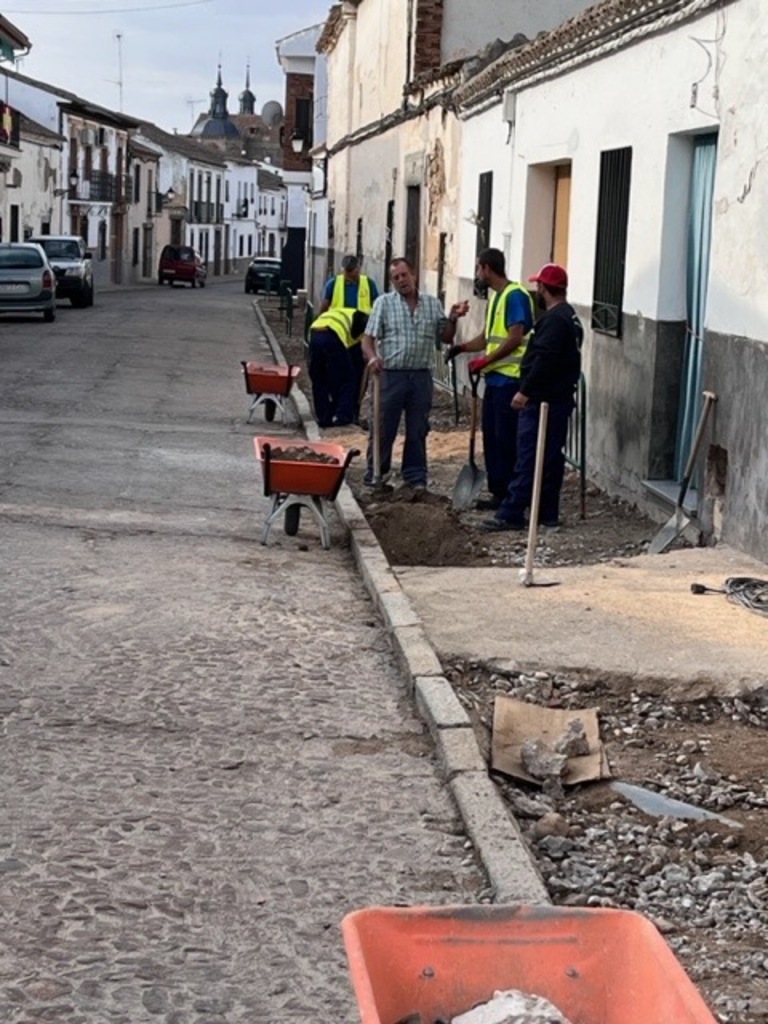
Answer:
[
  {"left": 648, "top": 390, "right": 717, "bottom": 555},
  {"left": 520, "top": 402, "right": 559, "bottom": 588},
  {"left": 371, "top": 370, "right": 383, "bottom": 487},
  {"left": 452, "top": 371, "right": 485, "bottom": 510}
]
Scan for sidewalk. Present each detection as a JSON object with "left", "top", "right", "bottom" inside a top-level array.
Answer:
[{"left": 255, "top": 302, "right": 768, "bottom": 907}]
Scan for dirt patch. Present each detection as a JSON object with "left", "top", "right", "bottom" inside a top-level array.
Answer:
[{"left": 263, "top": 301, "right": 665, "bottom": 569}]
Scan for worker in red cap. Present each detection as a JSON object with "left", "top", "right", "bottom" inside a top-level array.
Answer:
[{"left": 479, "top": 262, "right": 582, "bottom": 532}]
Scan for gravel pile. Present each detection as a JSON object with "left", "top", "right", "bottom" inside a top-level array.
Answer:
[{"left": 445, "top": 661, "right": 768, "bottom": 1024}]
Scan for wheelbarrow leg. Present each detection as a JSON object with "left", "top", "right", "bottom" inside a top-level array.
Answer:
[{"left": 260, "top": 494, "right": 283, "bottom": 545}]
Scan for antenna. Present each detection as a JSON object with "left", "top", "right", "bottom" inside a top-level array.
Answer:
[
  {"left": 185, "top": 97, "right": 207, "bottom": 123},
  {"left": 114, "top": 32, "right": 124, "bottom": 112}
]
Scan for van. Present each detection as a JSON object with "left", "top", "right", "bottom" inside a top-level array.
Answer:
[{"left": 158, "top": 245, "right": 207, "bottom": 288}]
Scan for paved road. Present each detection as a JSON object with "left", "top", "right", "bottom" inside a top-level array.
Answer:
[{"left": 0, "top": 282, "right": 484, "bottom": 1023}]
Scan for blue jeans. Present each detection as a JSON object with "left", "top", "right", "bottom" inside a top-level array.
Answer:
[
  {"left": 482, "top": 377, "right": 520, "bottom": 499},
  {"left": 497, "top": 398, "right": 574, "bottom": 525},
  {"left": 308, "top": 329, "right": 358, "bottom": 426},
  {"left": 366, "top": 369, "right": 433, "bottom": 486}
]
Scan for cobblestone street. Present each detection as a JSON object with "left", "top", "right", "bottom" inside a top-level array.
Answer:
[{"left": 0, "top": 282, "right": 484, "bottom": 1023}]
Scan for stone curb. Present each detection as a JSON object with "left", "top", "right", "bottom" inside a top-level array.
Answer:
[{"left": 252, "top": 301, "right": 549, "bottom": 905}]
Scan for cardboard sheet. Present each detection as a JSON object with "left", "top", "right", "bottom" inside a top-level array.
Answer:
[{"left": 491, "top": 695, "right": 610, "bottom": 786}]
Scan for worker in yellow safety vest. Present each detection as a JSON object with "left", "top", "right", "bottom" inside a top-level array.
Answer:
[
  {"left": 446, "top": 247, "right": 534, "bottom": 509},
  {"left": 308, "top": 306, "right": 370, "bottom": 428},
  {"left": 318, "top": 254, "right": 379, "bottom": 315}
]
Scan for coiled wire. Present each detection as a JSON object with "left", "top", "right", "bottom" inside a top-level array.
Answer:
[{"left": 723, "top": 577, "right": 768, "bottom": 617}]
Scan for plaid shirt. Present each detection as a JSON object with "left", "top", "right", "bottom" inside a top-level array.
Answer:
[{"left": 365, "top": 290, "right": 449, "bottom": 370}]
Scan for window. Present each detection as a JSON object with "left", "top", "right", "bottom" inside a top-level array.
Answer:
[
  {"left": 132, "top": 227, "right": 140, "bottom": 266},
  {"left": 384, "top": 200, "right": 394, "bottom": 291},
  {"left": 592, "top": 147, "right": 632, "bottom": 337},
  {"left": 475, "top": 171, "right": 493, "bottom": 254},
  {"left": 294, "top": 96, "right": 313, "bottom": 149},
  {"left": 225, "top": 180, "right": 230, "bottom": 203},
  {"left": 356, "top": 217, "right": 363, "bottom": 261},
  {"left": 133, "top": 163, "right": 141, "bottom": 204},
  {"left": 247, "top": 235, "right": 253, "bottom": 256},
  {"left": 405, "top": 186, "right": 421, "bottom": 278},
  {"left": 239, "top": 234, "right": 244, "bottom": 257},
  {"left": 98, "top": 220, "right": 107, "bottom": 261},
  {"left": 271, "top": 196, "right": 275, "bottom": 216},
  {"left": 268, "top": 233, "right": 276, "bottom": 256}
]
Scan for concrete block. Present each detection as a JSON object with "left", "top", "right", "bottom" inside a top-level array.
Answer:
[
  {"left": 377, "top": 588, "right": 420, "bottom": 629},
  {"left": 435, "top": 726, "right": 487, "bottom": 777},
  {"left": 450, "top": 772, "right": 550, "bottom": 905},
  {"left": 391, "top": 625, "right": 444, "bottom": 691},
  {"left": 415, "top": 676, "right": 471, "bottom": 731}
]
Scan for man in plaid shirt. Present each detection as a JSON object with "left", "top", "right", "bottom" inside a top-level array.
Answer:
[{"left": 361, "top": 257, "right": 469, "bottom": 488}]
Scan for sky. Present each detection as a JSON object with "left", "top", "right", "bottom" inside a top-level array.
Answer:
[{"left": 6, "top": 0, "right": 331, "bottom": 133}]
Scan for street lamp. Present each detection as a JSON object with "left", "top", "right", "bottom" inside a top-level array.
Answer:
[
  {"left": 54, "top": 169, "right": 79, "bottom": 197},
  {"left": 290, "top": 132, "right": 304, "bottom": 155}
]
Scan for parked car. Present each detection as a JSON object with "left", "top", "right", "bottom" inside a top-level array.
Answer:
[
  {"left": 158, "top": 245, "right": 207, "bottom": 288},
  {"left": 27, "top": 234, "right": 94, "bottom": 308},
  {"left": 0, "top": 243, "right": 56, "bottom": 322},
  {"left": 244, "top": 257, "right": 282, "bottom": 295}
]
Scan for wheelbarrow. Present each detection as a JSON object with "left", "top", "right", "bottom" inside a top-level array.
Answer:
[
  {"left": 341, "top": 904, "right": 716, "bottom": 1024},
  {"left": 240, "top": 361, "right": 300, "bottom": 424},
  {"left": 254, "top": 436, "right": 359, "bottom": 550}
]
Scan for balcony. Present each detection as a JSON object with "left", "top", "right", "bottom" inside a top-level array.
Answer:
[{"left": 85, "top": 170, "right": 117, "bottom": 202}]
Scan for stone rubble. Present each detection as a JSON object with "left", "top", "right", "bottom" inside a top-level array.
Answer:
[
  {"left": 451, "top": 989, "right": 572, "bottom": 1023},
  {"left": 445, "top": 659, "right": 768, "bottom": 1024}
]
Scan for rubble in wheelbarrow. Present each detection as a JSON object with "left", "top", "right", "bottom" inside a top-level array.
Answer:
[
  {"left": 445, "top": 660, "right": 768, "bottom": 1024},
  {"left": 451, "top": 989, "right": 573, "bottom": 1023},
  {"left": 267, "top": 445, "right": 340, "bottom": 464}
]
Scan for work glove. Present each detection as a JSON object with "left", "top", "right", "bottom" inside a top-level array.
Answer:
[
  {"left": 467, "top": 355, "right": 491, "bottom": 374},
  {"left": 444, "top": 343, "right": 465, "bottom": 363}
]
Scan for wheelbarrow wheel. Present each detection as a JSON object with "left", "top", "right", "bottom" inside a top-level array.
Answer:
[
  {"left": 263, "top": 398, "right": 277, "bottom": 422},
  {"left": 284, "top": 504, "right": 301, "bottom": 536}
]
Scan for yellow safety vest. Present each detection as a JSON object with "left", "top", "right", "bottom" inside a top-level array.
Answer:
[
  {"left": 310, "top": 307, "right": 361, "bottom": 348},
  {"left": 331, "top": 273, "right": 373, "bottom": 313},
  {"left": 483, "top": 282, "right": 534, "bottom": 379}
]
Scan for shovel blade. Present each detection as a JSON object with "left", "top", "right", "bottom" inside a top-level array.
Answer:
[
  {"left": 452, "top": 463, "right": 485, "bottom": 510},
  {"left": 648, "top": 508, "right": 691, "bottom": 555}
]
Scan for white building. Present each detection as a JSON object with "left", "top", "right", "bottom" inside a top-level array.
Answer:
[{"left": 455, "top": 0, "right": 768, "bottom": 561}]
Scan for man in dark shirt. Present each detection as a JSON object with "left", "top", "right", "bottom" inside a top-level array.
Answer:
[{"left": 479, "top": 263, "right": 583, "bottom": 531}]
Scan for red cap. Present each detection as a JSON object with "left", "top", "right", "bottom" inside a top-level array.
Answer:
[{"left": 529, "top": 263, "right": 568, "bottom": 289}]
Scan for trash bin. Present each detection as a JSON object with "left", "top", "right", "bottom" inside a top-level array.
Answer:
[{"left": 341, "top": 904, "right": 716, "bottom": 1024}]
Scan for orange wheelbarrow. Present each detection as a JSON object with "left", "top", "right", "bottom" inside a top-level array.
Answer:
[
  {"left": 241, "top": 361, "right": 300, "bottom": 424},
  {"left": 341, "top": 904, "right": 716, "bottom": 1024},
  {"left": 254, "top": 436, "right": 359, "bottom": 549}
]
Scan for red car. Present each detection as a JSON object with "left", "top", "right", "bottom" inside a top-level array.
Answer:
[{"left": 158, "top": 244, "right": 207, "bottom": 288}]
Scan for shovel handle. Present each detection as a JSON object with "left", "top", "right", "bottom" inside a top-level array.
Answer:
[
  {"left": 468, "top": 372, "right": 480, "bottom": 465},
  {"left": 677, "top": 391, "right": 717, "bottom": 507},
  {"left": 372, "top": 372, "right": 382, "bottom": 484},
  {"left": 523, "top": 402, "right": 549, "bottom": 586}
]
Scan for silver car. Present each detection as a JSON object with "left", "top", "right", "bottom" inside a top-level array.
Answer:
[{"left": 0, "top": 243, "right": 56, "bottom": 322}]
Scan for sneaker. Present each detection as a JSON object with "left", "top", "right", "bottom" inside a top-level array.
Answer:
[
  {"left": 477, "top": 517, "right": 526, "bottom": 533},
  {"left": 539, "top": 518, "right": 561, "bottom": 529}
]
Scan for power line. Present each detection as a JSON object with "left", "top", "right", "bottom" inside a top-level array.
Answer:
[{"left": 4, "top": 0, "right": 212, "bottom": 14}]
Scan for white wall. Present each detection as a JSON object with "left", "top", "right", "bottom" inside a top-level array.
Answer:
[
  {"left": 458, "top": 106, "right": 514, "bottom": 278},
  {"left": 507, "top": 10, "right": 725, "bottom": 322}
]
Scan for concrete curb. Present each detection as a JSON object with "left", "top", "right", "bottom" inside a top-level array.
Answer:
[{"left": 252, "top": 301, "right": 549, "bottom": 905}]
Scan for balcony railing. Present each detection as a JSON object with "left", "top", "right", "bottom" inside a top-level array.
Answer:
[{"left": 85, "top": 170, "right": 117, "bottom": 202}]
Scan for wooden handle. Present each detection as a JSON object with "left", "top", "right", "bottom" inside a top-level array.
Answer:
[
  {"left": 523, "top": 402, "right": 549, "bottom": 585},
  {"left": 372, "top": 373, "right": 381, "bottom": 484}
]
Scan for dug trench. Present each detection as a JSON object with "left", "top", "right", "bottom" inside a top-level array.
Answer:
[{"left": 262, "top": 301, "right": 767, "bottom": 1023}]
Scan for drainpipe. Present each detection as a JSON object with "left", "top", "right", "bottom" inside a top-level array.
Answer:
[
  {"left": 404, "top": 0, "right": 415, "bottom": 111},
  {"left": 342, "top": 2, "right": 357, "bottom": 253}
]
